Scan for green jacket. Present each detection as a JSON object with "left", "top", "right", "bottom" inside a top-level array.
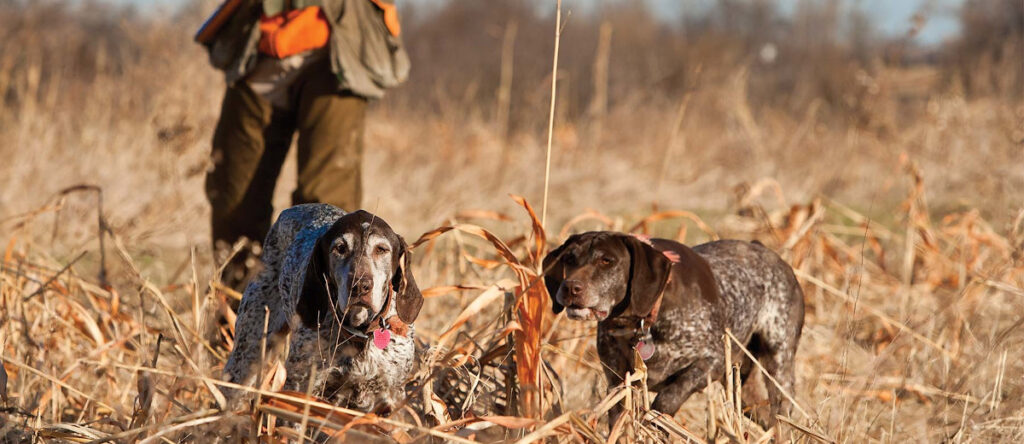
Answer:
[{"left": 202, "top": 0, "right": 410, "bottom": 99}]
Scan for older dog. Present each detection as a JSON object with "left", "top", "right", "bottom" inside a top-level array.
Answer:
[
  {"left": 224, "top": 204, "right": 423, "bottom": 412},
  {"left": 543, "top": 232, "right": 803, "bottom": 426}
]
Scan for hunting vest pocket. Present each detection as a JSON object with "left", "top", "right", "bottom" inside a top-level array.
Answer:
[{"left": 258, "top": 6, "right": 331, "bottom": 58}]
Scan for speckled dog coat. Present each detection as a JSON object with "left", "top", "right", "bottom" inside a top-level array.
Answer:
[
  {"left": 223, "top": 204, "right": 422, "bottom": 412},
  {"left": 544, "top": 233, "right": 804, "bottom": 427}
]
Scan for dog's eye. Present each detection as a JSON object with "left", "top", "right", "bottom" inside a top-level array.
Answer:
[
  {"left": 598, "top": 256, "right": 613, "bottom": 266},
  {"left": 374, "top": 245, "right": 390, "bottom": 255},
  {"left": 333, "top": 243, "right": 348, "bottom": 255}
]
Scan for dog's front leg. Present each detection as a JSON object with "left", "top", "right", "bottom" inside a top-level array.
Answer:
[{"left": 650, "top": 357, "right": 721, "bottom": 415}]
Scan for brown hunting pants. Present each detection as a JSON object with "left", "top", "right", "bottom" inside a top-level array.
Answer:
[{"left": 205, "top": 60, "right": 366, "bottom": 247}]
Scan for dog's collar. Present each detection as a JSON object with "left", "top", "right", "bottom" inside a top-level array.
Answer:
[
  {"left": 602, "top": 318, "right": 656, "bottom": 361},
  {"left": 340, "top": 287, "right": 411, "bottom": 349},
  {"left": 626, "top": 272, "right": 671, "bottom": 327},
  {"left": 368, "top": 282, "right": 396, "bottom": 331},
  {"left": 341, "top": 314, "right": 410, "bottom": 338},
  {"left": 602, "top": 274, "right": 671, "bottom": 361}
]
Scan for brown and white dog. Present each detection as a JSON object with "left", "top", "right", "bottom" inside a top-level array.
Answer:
[
  {"left": 543, "top": 232, "right": 804, "bottom": 427},
  {"left": 224, "top": 204, "right": 422, "bottom": 413}
]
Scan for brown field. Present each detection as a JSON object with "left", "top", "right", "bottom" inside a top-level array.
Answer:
[{"left": 1, "top": 0, "right": 1022, "bottom": 442}]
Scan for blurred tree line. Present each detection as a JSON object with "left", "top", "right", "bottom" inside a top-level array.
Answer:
[{"left": 0, "top": 0, "right": 1020, "bottom": 130}]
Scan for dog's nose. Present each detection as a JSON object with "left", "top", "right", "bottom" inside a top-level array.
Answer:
[
  {"left": 352, "top": 276, "right": 373, "bottom": 295},
  {"left": 565, "top": 280, "right": 584, "bottom": 297}
]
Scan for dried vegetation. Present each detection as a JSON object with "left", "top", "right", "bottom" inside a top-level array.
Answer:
[{"left": 0, "top": 0, "right": 1022, "bottom": 442}]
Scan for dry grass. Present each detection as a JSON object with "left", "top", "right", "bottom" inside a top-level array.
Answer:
[{"left": 1, "top": 0, "right": 1023, "bottom": 442}]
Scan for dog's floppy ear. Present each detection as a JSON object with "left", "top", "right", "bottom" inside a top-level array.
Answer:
[
  {"left": 620, "top": 235, "right": 672, "bottom": 318},
  {"left": 392, "top": 236, "right": 423, "bottom": 324},
  {"left": 297, "top": 234, "right": 336, "bottom": 328},
  {"left": 542, "top": 241, "right": 569, "bottom": 314}
]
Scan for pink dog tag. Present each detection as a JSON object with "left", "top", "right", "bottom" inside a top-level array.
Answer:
[
  {"left": 373, "top": 329, "right": 391, "bottom": 350},
  {"left": 636, "top": 341, "right": 655, "bottom": 360}
]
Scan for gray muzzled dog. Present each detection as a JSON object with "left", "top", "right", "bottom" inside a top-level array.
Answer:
[
  {"left": 543, "top": 232, "right": 804, "bottom": 427},
  {"left": 223, "top": 204, "right": 423, "bottom": 413}
]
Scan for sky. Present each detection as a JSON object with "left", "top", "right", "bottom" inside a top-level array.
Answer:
[
  {"left": 601, "top": 0, "right": 963, "bottom": 45},
  {"left": 127, "top": 0, "right": 964, "bottom": 46}
]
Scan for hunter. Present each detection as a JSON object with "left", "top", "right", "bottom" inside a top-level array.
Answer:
[{"left": 196, "top": 0, "right": 409, "bottom": 287}]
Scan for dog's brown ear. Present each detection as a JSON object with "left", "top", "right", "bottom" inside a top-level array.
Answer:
[
  {"left": 297, "top": 235, "right": 336, "bottom": 328},
  {"left": 542, "top": 242, "right": 569, "bottom": 314},
  {"left": 620, "top": 235, "right": 672, "bottom": 318},
  {"left": 392, "top": 236, "right": 423, "bottom": 323}
]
